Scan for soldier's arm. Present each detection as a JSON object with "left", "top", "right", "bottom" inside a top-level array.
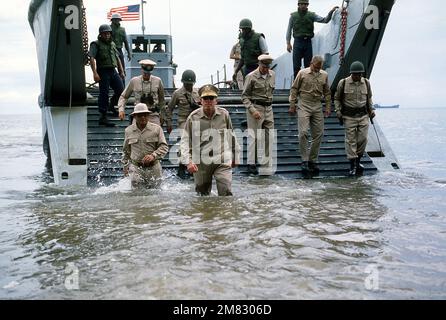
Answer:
[
  {"left": 123, "top": 29, "right": 131, "bottom": 59},
  {"left": 286, "top": 15, "right": 294, "bottom": 44},
  {"left": 315, "top": 7, "right": 338, "bottom": 24},
  {"left": 180, "top": 117, "right": 193, "bottom": 165},
  {"left": 241, "top": 76, "right": 255, "bottom": 114},
  {"left": 122, "top": 133, "right": 131, "bottom": 169},
  {"left": 324, "top": 76, "right": 332, "bottom": 110},
  {"left": 118, "top": 81, "right": 134, "bottom": 113},
  {"left": 259, "top": 36, "right": 269, "bottom": 54},
  {"left": 289, "top": 72, "right": 302, "bottom": 108},
  {"left": 152, "top": 127, "right": 169, "bottom": 160},
  {"left": 89, "top": 43, "right": 100, "bottom": 81},
  {"left": 334, "top": 80, "right": 343, "bottom": 113}
]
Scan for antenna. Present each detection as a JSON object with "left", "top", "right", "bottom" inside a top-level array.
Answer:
[{"left": 141, "top": 0, "right": 147, "bottom": 35}]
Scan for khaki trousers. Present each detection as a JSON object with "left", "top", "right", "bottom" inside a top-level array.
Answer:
[
  {"left": 344, "top": 115, "right": 369, "bottom": 159},
  {"left": 297, "top": 106, "right": 324, "bottom": 162},
  {"left": 194, "top": 163, "right": 233, "bottom": 196},
  {"left": 129, "top": 162, "right": 162, "bottom": 189},
  {"left": 246, "top": 105, "right": 274, "bottom": 167}
]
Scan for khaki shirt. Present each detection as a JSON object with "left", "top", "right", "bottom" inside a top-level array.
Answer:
[
  {"left": 241, "top": 68, "right": 276, "bottom": 114},
  {"left": 122, "top": 122, "right": 169, "bottom": 168},
  {"left": 334, "top": 76, "right": 373, "bottom": 113},
  {"left": 165, "top": 86, "right": 200, "bottom": 125},
  {"left": 289, "top": 67, "right": 331, "bottom": 110},
  {"left": 180, "top": 107, "right": 240, "bottom": 165},
  {"left": 230, "top": 43, "right": 241, "bottom": 69},
  {"left": 118, "top": 75, "right": 166, "bottom": 113}
]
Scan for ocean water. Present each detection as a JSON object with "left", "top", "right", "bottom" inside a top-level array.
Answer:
[{"left": 0, "top": 108, "right": 445, "bottom": 299}]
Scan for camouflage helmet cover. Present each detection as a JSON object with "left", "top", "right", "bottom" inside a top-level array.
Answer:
[
  {"left": 99, "top": 24, "right": 112, "bottom": 33},
  {"left": 239, "top": 18, "right": 253, "bottom": 29}
]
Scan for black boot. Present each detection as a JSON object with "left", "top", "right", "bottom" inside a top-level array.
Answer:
[
  {"left": 108, "top": 105, "right": 119, "bottom": 117},
  {"left": 308, "top": 161, "right": 320, "bottom": 175},
  {"left": 356, "top": 156, "right": 364, "bottom": 176},
  {"left": 248, "top": 164, "right": 258, "bottom": 175},
  {"left": 177, "top": 164, "right": 187, "bottom": 179},
  {"left": 349, "top": 159, "right": 357, "bottom": 176},
  {"left": 99, "top": 113, "right": 115, "bottom": 127}
]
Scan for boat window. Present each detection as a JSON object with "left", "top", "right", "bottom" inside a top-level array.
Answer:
[
  {"left": 150, "top": 40, "right": 166, "bottom": 53},
  {"left": 132, "top": 37, "right": 149, "bottom": 53}
]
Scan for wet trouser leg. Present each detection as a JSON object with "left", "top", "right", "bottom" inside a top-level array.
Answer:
[
  {"left": 297, "top": 108, "right": 311, "bottom": 162},
  {"left": 108, "top": 69, "right": 124, "bottom": 111},
  {"left": 344, "top": 115, "right": 369, "bottom": 160},
  {"left": 214, "top": 164, "right": 233, "bottom": 196},
  {"left": 117, "top": 48, "right": 126, "bottom": 86},
  {"left": 194, "top": 164, "right": 213, "bottom": 196},
  {"left": 309, "top": 110, "right": 324, "bottom": 163},
  {"left": 129, "top": 162, "right": 162, "bottom": 189}
]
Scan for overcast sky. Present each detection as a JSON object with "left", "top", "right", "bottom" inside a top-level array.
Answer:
[{"left": 0, "top": 0, "right": 445, "bottom": 114}]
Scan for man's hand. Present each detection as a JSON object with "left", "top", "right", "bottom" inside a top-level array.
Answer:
[
  {"left": 142, "top": 154, "right": 155, "bottom": 167},
  {"left": 119, "top": 111, "right": 126, "bottom": 121},
  {"left": 232, "top": 73, "right": 238, "bottom": 82},
  {"left": 93, "top": 72, "right": 101, "bottom": 82},
  {"left": 252, "top": 110, "right": 261, "bottom": 120},
  {"left": 288, "top": 106, "right": 297, "bottom": 116},
  {"left": 332, "top": 6, "right": 339, "bottom": 12},
  {"left": 127, "top": 53, "right": 132, "bottom": 62},
  {"left": 119, "top": 71, "right": 126, "bottom": 79},
  {"left": 324, "top": 108, "right": 331, "bottom": 118},
  {"left": 370, "top": 110, "right": 376, "bottom": 119},
  {"left": 187, "top": 162, "right": 198, "bottom": 174},
  {"left": 287, "top": 43, "right": 292, "bottom": 53}
]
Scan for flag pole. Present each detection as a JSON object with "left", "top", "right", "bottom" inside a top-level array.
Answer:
[{"left": 141, "top": 0, "right": 146, "bottom": 35}]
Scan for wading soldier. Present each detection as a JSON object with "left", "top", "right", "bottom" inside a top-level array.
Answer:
[
  {"left": 233, "top": 19, "right": 269, "bottom": 81},
  {"left": 335, "top": 61, "right": 375, "bottom": 176},
  {"left": 241, "top": 54, "right": 276, "bottom": 175},
  {"left": 122, "top": 103, "right": 169, "bottom": 189},
  {"left": 165, "top": 69, "right": 201, "bottom": 178},
  {"left": 118, "top": 59, "right": 166, "bottom": 126},
  {"left": 286, "top": 0, "right": 338, "bottom": 78},
  {"left": 289, "top": 55, "right": 331, "bottom": 177},
  {"left": 180, "top": 85, "right": 240, "bottom": 196},
  {"left": 89, "top": 24, "right": 125, "bottom": 127}
]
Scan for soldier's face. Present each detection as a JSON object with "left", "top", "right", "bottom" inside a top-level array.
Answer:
[
  {"left": 101, "top": 32, "right": 112, "bottom": 42},
  {"left": 298, "top": 4, "right": 309, "bottom": 12},
  {"left": 311, "top": 61, "right": 322, "bottom": 73},
  {"left": 201, "top": 96, "right": 217, "bottom": 114},
  {"left": 352, "top": 73, "right": 362, "bottom": 82},
  {"left": 184, "top": 83, "right": 193, "bottom": 91},
  {"left": 135, "top": 113, "right": 149, "bottom": 128},
  {"left": 240, "top": 28, "right": 251, "bottom": 37},
  {"left": 259, "top": 64, "right": 270, "bottom": 75}
]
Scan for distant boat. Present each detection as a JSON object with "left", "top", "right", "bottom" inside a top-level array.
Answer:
[{"left": 374, "top": 104, "right": 399, "bottom": 109}]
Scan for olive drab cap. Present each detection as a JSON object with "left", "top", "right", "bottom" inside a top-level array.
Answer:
[
  {"left": 139, "top": 59, "right": 157, "bottom": 73},
  {"left": 298, "top": 0, "right": 310, "bottom": 4},
  {"left": 99, "top": 24, "right": 112, "bottom": 33},
  {"left": 181, "top": 70, "right": 196, "bottom": 84},
  {"left": 350, "top": 61, "right": 365, "bottom": 73},
  {"left": 199, "top": 84, "right": 219, "bottom": 98},
  {"left": 131, "top": 103, "right": 152, "bottom": 116},
  {"left": 239, "top": 18, "right": 253, "bottom": 29},
  {"left": 258, "top": 54, "right": 274, "bottom": 67}
]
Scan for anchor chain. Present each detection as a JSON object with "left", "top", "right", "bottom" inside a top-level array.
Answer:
[
  {"left": 339, "top": 0, "right": 349, "bottom": 65},
  {"left": 81, "top": 1, "right": 90, "bottom": 66}
]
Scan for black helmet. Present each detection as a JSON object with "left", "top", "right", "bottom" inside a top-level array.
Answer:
[
  {"left": 350, "top": 61, "right": 365, "bottom": 73},
  {"left": 181, "top": 70, "right": 196, "bottom": 84},
  {"left": 99, "top": 24, "right": 112, "bottom": 33},
  {"left": 239, "top": 18, "right": 253, "bottom": 29}
]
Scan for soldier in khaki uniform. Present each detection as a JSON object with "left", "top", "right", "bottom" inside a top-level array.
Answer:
[
  {"left": 335, "top": 61, "right": 375, "bottom": 176},
  {"left": 289, "top": 55, "right": 331, "bottom": 176},
  {"left": 166, "top": 70, "right": 201, "bottom": 179},
  {"left": 180, "top": 85, "right": 240, "bottom": 196},
  {"left": 122, "top": 103, "right": 169, "bottom": 188},
  {"left": 229, "top": 42, "right": 244, "bottom": 90},
  {"left": 241, "top": 54, "right": 276, "bottom": 175},
  {"left": 118, "top": 59, "right": 166, "bottom": 126}
]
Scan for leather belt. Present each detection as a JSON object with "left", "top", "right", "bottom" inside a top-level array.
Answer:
[{"left": 252, "top": 99, "right": 272, "bottom": 107}]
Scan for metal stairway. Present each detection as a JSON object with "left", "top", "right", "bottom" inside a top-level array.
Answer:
[{"left": 86, "top": 88, "right": 377, "bottom": 184}]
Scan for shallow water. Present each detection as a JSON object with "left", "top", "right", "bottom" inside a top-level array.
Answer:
[{"left": 0, "top": 109, "right": 445, "bottom": 299}]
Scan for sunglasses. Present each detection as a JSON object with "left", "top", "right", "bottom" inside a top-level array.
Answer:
[{"left": 202, "top": 96, "right": 215, "bottom": 101}]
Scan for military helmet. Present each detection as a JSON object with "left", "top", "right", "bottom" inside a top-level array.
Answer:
[
  {"left": 99, "top": 24, "right": 112, "bottom": 33},
  {"left": 298, "top": 0, "right": 310, "bottom": 4},
  {"left": 350, "top": 61, "right": 365, "bottom": 73},
  {"left": 111, "top": 13, "right": 122, "bottom": 20},
  {"left": 181, "top": 70, "right": 196, "bottom": 84},
  {"left": 239, "top": 18, "right": 253, "bottom": 29}
]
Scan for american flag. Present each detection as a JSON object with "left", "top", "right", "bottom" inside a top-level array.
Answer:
[{"left": 107, "top": 4, "right": 140, "bottom": 21}]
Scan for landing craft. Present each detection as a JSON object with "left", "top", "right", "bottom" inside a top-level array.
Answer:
[{"left": 28, "top": 0, "right": 400, "bottom": 186}]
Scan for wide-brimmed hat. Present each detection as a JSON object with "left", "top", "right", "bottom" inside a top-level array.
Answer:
[{"left": 131, "top": 103, "right": 152, "bottom": 115}]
